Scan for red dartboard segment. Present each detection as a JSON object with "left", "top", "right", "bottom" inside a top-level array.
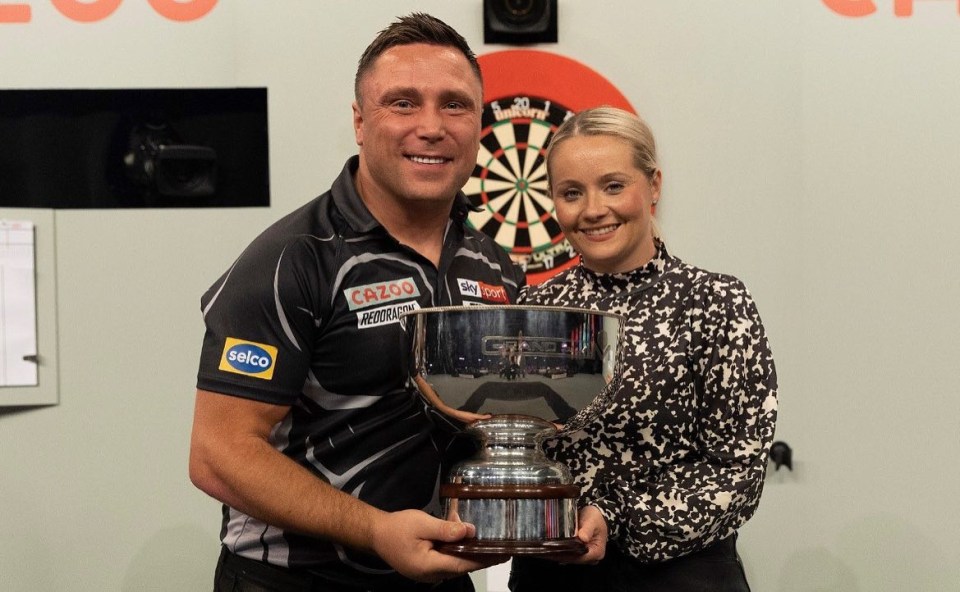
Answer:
[{"left": 464, "top": 50, "right": 635, "bottom": 285}]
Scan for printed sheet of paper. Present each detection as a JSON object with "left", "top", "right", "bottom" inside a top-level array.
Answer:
[{"left": 0, "top": 220, "right": 38, "bottom": 387}]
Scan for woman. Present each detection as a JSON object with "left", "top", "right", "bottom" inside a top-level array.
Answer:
[{"left": 510, "top": 107, "right": 778, "bottom": 591}]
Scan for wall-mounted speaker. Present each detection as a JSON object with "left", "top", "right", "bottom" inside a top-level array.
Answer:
[{"left": 484, "top": 0, "right": 558, "bottom": 44}]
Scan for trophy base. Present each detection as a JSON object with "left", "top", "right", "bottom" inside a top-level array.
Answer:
[{"left": 437, "top": 537, "right": 587, "bottom": 558}]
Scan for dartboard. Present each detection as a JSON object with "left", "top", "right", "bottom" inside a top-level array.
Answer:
[
  {"left": 470, "top": 50, "right": 635, "bottom": 285},
  {"left": 463, "top": 95, "right": 576, "bottom": 284}
]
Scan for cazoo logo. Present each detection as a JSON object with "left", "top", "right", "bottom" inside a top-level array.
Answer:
[
  {"left": 823, "top": 0, "right": 960, "bottom": 17},
  {"left": 344, "top": 278, "right": 420, "bottom": 311}
]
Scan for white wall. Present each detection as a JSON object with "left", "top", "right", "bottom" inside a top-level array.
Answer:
[{"left": 1, "top": 1, "right": 958, "bottom": 590}]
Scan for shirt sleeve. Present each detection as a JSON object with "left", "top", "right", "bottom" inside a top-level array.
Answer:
[
  {"left": 196, "top": 235, "right": 325, "bottom": 405},
  {"left": 584, "top": 276, "right": 778, "bottom": 562}
]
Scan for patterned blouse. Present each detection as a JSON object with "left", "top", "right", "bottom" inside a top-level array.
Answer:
[{"left": 521, "top": 241, "right": 778, "bottom": 562}]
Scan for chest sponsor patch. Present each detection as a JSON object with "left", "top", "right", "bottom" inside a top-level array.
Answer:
[
  {"left": 344, "top": 277, "right": 420, "bottom": 311},
  {"left": 357, "top": 301, "right": 420, "bottom": 329},
  {"left": 218, "top": 337, "right": 278, "bottom": 380},
  {"left": 457, "top": 278, "right": 509, "bottom": 304}
]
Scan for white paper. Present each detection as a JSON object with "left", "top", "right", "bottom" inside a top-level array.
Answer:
[
  {"left": 0, "top": 220, "right": 38, "bottom": 387},
  {"left": 486, "top": 560, "right": 512, "bottom": 592}
]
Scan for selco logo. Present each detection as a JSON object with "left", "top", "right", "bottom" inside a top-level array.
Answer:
[
  {"left": 345, "top": 277, "right": 420, "bottom": 311},
  {"left": 458, "top": 279, "right": 509, "bottom": 304},
  {"left": 218, "top": 337, "right": 278, "bottom": 380}
]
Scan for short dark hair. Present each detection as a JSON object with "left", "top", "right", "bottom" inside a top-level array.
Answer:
[{"left": 354, "top": 13, "right": 482, "bottom": 104}]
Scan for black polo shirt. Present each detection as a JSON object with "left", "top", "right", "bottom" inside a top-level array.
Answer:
[{"left": 196, "top": 157, "right": 525, "bottom": 578}]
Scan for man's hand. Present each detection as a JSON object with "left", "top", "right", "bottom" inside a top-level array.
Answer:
[{"left": 370, "top": 510, "right": 506, "bottom": 583}]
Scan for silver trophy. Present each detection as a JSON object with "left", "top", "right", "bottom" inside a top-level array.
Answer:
[{"left": 401, "top": 305, "right": 624, "bottom": 557}]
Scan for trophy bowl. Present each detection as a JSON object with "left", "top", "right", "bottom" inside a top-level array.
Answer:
[{"left": 400, "top": 305, "right": 624, "bottom": 557}]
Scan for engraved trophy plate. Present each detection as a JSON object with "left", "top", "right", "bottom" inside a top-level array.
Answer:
[{"left": 401, "top": 305, "right": 624, "bottom": 557}]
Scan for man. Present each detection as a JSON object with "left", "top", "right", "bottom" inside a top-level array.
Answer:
[{"left": 189, "top": 13, "right": 526, "bottom": 591}]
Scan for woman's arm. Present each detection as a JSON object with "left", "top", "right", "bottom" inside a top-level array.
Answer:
[{"left": 587, "top": 277, "right": 778, "bottom": 562}]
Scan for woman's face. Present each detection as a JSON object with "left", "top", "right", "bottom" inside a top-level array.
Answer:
[{"left": 549, "top": 135, "right": 661, "bottom": 274}]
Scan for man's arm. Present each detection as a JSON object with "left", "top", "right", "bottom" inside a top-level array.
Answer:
[{"left": 188, "top": 388, "right": 496, "bottom": 582}]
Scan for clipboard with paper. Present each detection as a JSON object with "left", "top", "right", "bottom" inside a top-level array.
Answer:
[{"left": 0, "top": 219, "right": 38, "bottom": 388}]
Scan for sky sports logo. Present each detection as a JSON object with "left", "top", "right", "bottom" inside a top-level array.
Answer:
[
  {"left": 218, "top": 337, "right": 278, "bottom": 380},
  {"left": 457, "top": 279, "right": 509, "bottom": 304}
]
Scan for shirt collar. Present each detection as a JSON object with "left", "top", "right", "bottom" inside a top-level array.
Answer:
[
  {"left": 576, "top": 239, "right": 670, "bottom": 291},
  {"left": 331, "top": 155, "right": 474, "bottom": 234}
]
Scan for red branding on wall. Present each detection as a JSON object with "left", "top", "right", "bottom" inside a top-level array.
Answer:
[
  {"left": 824, "top": 0, "right": 960, "bottom": 17},
  {"left": 0, "top": 0, "right": 217, "bottom": 23}
]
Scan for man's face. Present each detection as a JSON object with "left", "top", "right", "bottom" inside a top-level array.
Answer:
[{"left": 352, "top": 43, "right": 483, "bottom": 209}]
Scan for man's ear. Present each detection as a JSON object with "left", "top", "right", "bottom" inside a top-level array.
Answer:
[{"left": 352, "top": 101, "right": 363, "bottom": 146}]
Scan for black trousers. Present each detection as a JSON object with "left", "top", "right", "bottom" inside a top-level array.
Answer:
[
  {"left": 214, "top": 547, "right": 475, "bottom": 592},
  {"left": 509, "top": 535, "right": 751, "bottom": 592}
]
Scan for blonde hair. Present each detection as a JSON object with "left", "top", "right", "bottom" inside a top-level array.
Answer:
[{"left": 546, "top": 106, "right": 662, "bottom": 238}]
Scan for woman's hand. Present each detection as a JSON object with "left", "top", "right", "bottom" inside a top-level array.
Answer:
[{"left": 573, "top": 505, "right": 608, "bottom": 564}]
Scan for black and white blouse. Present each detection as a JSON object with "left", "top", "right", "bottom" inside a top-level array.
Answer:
[{"left": 522, "top": 241, "right": 778, "bottom": 562}]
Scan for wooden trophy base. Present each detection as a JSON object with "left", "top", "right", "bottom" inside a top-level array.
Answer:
[{"left": 437, "top": 537, "right": 587, "bottom": 558}]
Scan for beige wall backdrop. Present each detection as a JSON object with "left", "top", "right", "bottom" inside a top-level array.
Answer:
[{"left": 2, "top": 1, "right": 958, "bottom": 590}]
